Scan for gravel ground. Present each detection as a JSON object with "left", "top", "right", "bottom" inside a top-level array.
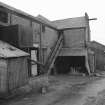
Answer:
[{"left": 1, "top": 74, "right": 105, "bottom": 105}]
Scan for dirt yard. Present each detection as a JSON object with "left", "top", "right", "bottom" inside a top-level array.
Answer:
[{"left": 1, "top": 73, "right": 105, "bottom": 105}]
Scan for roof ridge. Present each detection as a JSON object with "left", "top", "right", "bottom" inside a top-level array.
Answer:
[{"left": 52, "top": 16, "right": 84, "bottom": 22}]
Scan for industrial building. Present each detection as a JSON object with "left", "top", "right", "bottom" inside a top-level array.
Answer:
[{"left": 0, "top": 2, "right": 105, "bottom": 95}]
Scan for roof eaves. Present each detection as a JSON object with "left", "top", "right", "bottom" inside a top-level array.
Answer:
[{"left": 0, "top": 2, "right": 58, "bottom": 30}]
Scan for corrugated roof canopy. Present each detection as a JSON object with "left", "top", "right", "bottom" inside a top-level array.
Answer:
[
  {"left": 52, "top": 16, "right": 87, "bottom": 30},
  {"left": 0, "top": 40, "right": 29, "bottom": 58}
]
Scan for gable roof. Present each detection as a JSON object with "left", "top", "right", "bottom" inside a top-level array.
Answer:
[
  {"left": 52, "top": 16, "right": 87, "bottom": 30},
  {"left": 0, "top": 40, "right": 29, "bottom": 58},
  {"left": 87, "top": 41, "right": 105, "bottom": 51}
]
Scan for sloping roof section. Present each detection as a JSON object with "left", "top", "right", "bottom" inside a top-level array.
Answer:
[
  {"left": 0, "top": 40, "right": 29, "bottom": 58},
  {"left": 87, "top": 41, "right": 105, "bottom": 51},
  {"left": 36, "top": 15, "right": 57, "bottom": 28},
  {"left": 52, "top": 16, "right": 87, "bottom": 29}
]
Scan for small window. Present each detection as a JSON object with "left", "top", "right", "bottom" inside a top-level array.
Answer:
[{"left": 0, "top": 10, "right": 8, "bottom": 23}]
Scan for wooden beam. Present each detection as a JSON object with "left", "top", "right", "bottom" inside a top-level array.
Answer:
[{"left": 88, "top": 18, "right": 97, "bottom": 21}]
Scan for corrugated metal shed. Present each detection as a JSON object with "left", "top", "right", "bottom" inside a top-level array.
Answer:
[
  {"left": 0, "top": 40, "right": 29, "bottom": 58},
  {"left": 52, "top": 16, "right": 86, "bottom": 29}
]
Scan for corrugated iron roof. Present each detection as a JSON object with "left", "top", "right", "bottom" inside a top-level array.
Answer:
[
  {"left": 0, "top": 40, "right": 29, "bottom": 58},
  {"left": 52, "top": 16, "right": 87, "bottom": 30},
  {"left": 87, "top": 41, "right": 105, "bottom": 51}
]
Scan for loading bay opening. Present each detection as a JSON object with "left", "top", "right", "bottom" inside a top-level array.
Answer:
[{"left": 55, "top": 56, "right": 87, "bottom": 74}]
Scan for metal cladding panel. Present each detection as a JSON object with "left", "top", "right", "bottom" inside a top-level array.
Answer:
[
  {"left": 19, "top": 25, "right": 33, "bottom": 48},
  {"left": 63, "top": 28, "right": 85, "bottom": 48},
  {"left": 11, "top": 14, "right": 31, "bottom": 26},
  {"left": 8, "top": 57, "right": 28, "bottom": 91},
  {"left": 0, "top": 59, "right": 7, "bottom": 93},
  {"left": 42, "top": 26, "right": 58, "bottom": 48},
  {"left": 0, "top": 25, "right": 33, "bottom": 48},
  {"left": 32, "top": 22, "right": 40, "bottom": 43}
]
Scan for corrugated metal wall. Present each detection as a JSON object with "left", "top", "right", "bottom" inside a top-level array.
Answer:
[
  {"left": 32, "top": 22, "right": 40, "bottom": 44},
  {"left": 63, "top": 28, "right": 85, "bottom": 48},
  {"left": 7, "top": 57, "right": 28, "bottom": 91},
  {"left": 19, "top": 25, "right": 33, "bottom": 47},
  {"left": 91, "top": 48, "right": 105, "bottom": 71},
  {"left": 41, "top": 26, "right": 58, "bottom": 63},
  {"left": 42, "top": 27, "right": 58, "bottom": 48},
  {"left": 0, "top": 59, "right": 7, "bottom": 93}
]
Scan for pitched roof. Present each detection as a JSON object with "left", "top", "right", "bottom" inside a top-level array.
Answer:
[
  {"left": 0, "top": 40, "right": 29, "bottom": 58},
  {"left": 36, "top": 15, "right": 57, "bottom": 28},
  {"left": 52, "top": 16, "right": 87, "bottom": 29},
  {"left": 87, "top": 41, "right": 105, "bottom": 51}
]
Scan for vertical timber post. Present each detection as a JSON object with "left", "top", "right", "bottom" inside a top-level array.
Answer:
[{"left": 38, "top": 24, "right": 43, "bottom": 74}]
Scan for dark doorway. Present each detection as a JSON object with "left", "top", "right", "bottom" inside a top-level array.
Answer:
[{"left": 55, "top": 56, "right": 86, "bottom": 74}]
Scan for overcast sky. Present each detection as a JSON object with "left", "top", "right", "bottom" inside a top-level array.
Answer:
[{"left": 0, "top": 0, "right": 105, "bottom": 44}]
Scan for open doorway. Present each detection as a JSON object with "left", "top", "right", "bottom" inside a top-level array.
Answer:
[
  {"left": 55, "top": 56, "right": 87, "bottom": 74},
  {"left": 31, "top": 49, "right": 38, "bottom": 76}
]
